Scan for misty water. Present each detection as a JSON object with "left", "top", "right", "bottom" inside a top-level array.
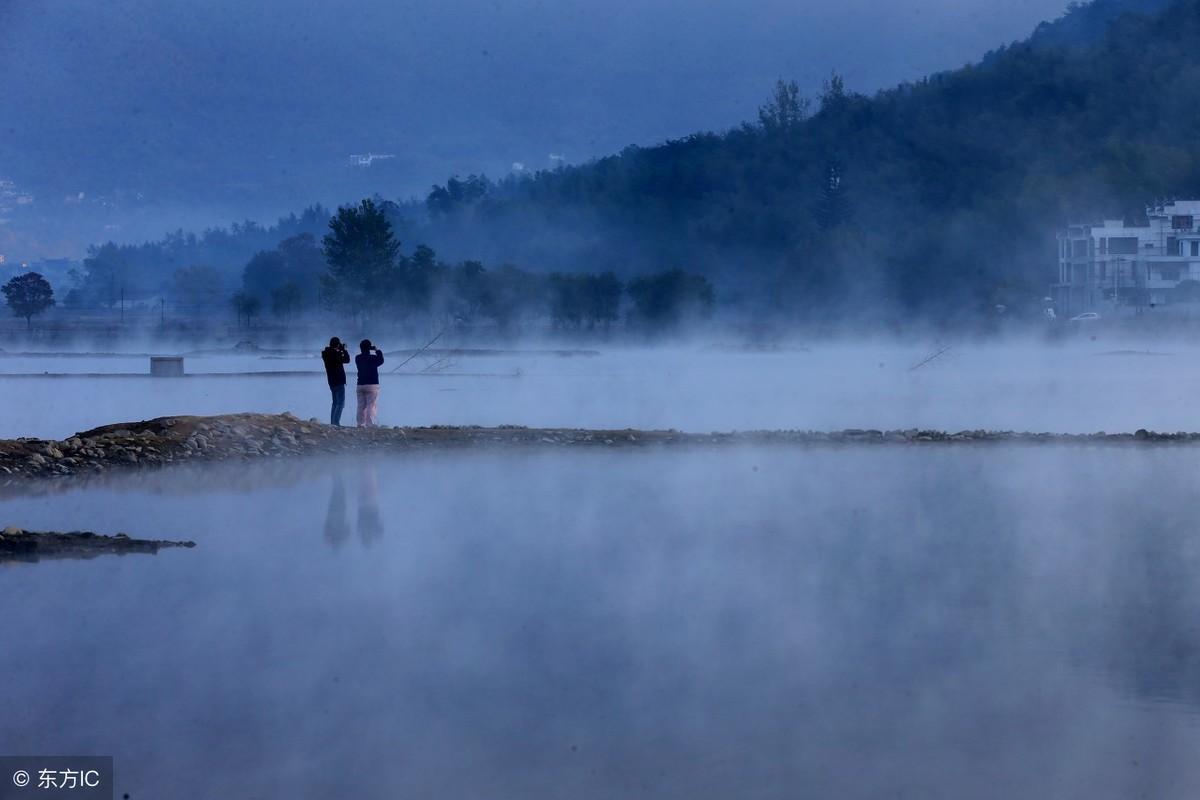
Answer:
[
  {"left": 3, "top": 338, "right": 1200, "bottom": 439},
  {"left": 3, "top": 444, "right": 1200, "bottom": 798}
]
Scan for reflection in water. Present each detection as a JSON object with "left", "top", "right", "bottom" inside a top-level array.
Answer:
[
  {"left": 356, "top": 463, "right": 384, "bottom": 545},
  {"left": 3, "top": 447, "right": 1200, "bottom": 798},
  {"left": 323, "top": 474, "right": 350, "bottom": 548},
  {"left": 322, "top": 464, "right": 385, "bottom": 548}
]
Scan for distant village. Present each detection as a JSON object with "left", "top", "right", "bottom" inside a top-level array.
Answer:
[{"left": 1054, "top": 200, "right": 1200, "bottom": 318}]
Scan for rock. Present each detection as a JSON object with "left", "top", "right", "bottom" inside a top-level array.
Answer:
[
  {"left": 2, "top": 526, "right": 23, "bottom": 536},
  {"left": 26, "top": 453, "right": 46, "bottom": 466}
]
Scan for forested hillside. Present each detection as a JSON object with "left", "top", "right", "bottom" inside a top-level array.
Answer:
[
  {"left": 65, "top": 0, "right": 1200, "bottom": 326},
  {"left": 389, "top": 0, "right": 1200, "bottom": 321}
]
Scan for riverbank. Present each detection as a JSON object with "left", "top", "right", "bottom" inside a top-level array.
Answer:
[
  {"left": 0, "top": 413, "right": 1197, "bottom": 485},
  {"left": 0, "top": 527, "right": 195, "bottom": 563}
]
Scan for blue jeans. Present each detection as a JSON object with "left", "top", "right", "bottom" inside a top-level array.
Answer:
[{"left": 330, "top": 384, "right": 346, "bottom": 426}]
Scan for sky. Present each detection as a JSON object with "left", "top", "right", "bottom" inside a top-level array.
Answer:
[{"left": 0, "top": 0, "right": 1072, "bottom": 256}]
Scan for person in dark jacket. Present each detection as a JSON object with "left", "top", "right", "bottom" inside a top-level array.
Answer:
[
  {"left": 354, "top": 339, "right": 385, "bottom": 427},
  {"left": 321, "top": 337, "right": 350, "bottom": 425}
]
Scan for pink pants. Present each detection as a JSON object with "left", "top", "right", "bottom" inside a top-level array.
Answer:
[{"left": 356, "top": 384, "right": 380, "bottom": 427}]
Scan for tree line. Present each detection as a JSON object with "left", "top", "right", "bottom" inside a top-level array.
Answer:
[
  {"left": 375, "top": 0, "right": 1200, "bottom": 324},
  {"left": 56, "top": 198, "right": 714, "bottom": 332},
  {"left": 284, "top": 199, "right": 711, "bottom": 330},
  {"left": 61, "top": 0, "right": 1192, "bottom": 329}
]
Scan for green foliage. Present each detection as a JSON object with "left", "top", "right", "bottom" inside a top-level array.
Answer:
[
  {"left": 381, "top": 0, "right": 1200, "bottom": 322},
  {"left": 758, "top": 79, "right": 810, "bottom": 135},
  {"left": 172, "top": 264, "right": 224, "bottom": 309},
  {"left": 243, "top": 233, "right": 325, "bottom": 311},
  {"left": 627, "top": 270, "right": 714, "bottom": 328},
  {"left": 320, "top": 199, "right": 402, "bottom": 317},
  {"left": 426, "top": 175, "right": 490, "bottom": 217},
  {"left": 231, "top": 290, "right": 261, "bottom": 327},
  {"left": 2, "top": 271, "right": 55, "bottom": 328},
  {"left": 73, "top": 207, "right": 330, "bottom": 308},
  {"left": 270, "top": 281, "right": 303, "bottom": 321},
  {"left": 548, "top": 272, "right": 624, "bottom": 329}
]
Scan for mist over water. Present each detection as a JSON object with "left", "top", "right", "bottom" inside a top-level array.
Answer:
[
  {"left": 10, "top": 0, "right": 1200, "bottom": 794},
  {"left": 3, "top": 446, "right": 1200, "bottom": 798},
  {"left": 1, "top": 337, "right": 1197, "bottom": 439}
]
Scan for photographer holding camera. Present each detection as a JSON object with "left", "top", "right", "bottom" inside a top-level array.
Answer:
[
  {"left": 321, "top": 336, "right": 351, "bottom": 426},
  {"left": 354, "top": 339, "right": 386, "bottom": 427}
]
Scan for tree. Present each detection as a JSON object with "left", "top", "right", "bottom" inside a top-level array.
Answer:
[
  {"left": 2, "top": 272, "right": 55, "bottom": 329},
  {"left": 627, "top": 269, "right": 714, "bottom": 329},
  {"left": 78, "top": 243, "right": 128, "bottom": 308},
  {"left": 231, "top": 291, "right": 261, "bottom": 328},
  {"left": 271, "top": 281, "right": 303, "bottom": 323},
  {"left": 426, "top": 174, "right": 491, "bottom": 216},
  {"left": 173, "top": 265, "right": 225, "bottom": 311},
  {"left": 275, "top": 233, "right": 326, "bottom": 308},
  {"left": 816, "top": 161, "right": 850, "bottom": 230},
  {"left": 398, "top": 243, "right": 437, "bottom": 312},
  {"left": 585, "top": 272, "right": 624, "bottom": 329},
  {"left": 321, "top": 199, "right": 401, "bottom": 320},
  {"left": 548, "top": 273, "right": 585, "bottom": 329},
  {"left": 242, "top": 250, "right": 288, "bottom": 306},
  {"left": 758, "top": 79, "right": 810, "bottom": 134},
  {"left": 242, "top": 232, "right": 327, "bottom": 314}
]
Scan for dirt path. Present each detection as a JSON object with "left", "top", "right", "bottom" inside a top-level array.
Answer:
[{"left": 0, "top": 412, "right": 1193, "bottom": 485}]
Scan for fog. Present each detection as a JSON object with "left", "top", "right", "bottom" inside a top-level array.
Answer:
[
  {"left": 4, "top": 446, "right": 1200, "bottom": 797},
  {"left": 2, "top": 336, "right": 1198, "bottom": 440},
  {"left": 8, "top": 0, "right": 1200, "bottom": 794},
  {"left": 1, "top": 0, "right": 1071, "bottom": 255}
]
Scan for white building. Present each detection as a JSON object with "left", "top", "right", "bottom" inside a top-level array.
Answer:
[{"left": 1053, "top": 200, "right": 1200, "bottom": 316}]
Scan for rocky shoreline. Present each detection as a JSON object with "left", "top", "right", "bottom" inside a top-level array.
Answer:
[
  {"left": 0, "top": 527, "right": 195, "bottom": 563},
  {"left": 0, "top": 413, "right": 1197, "bottom": 484}
]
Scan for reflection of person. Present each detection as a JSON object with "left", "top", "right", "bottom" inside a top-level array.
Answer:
[
  {"left": 323, "top": 473, "right": 350, "bottom": 548},
  {"left": 321, "top": 337, "right": 350, "bottom": 426},
  {"left": 357, "top": 463, "right": 384, "bottom": 545},
  {"left": 354, "top": 339, "right": 385, "bottom": 427}
]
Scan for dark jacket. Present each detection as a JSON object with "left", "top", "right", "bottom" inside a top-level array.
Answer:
[
  {"left": 355, "top": 350, "right": 385, "bottom": 385},
  {"left": 321, "top": 346, "right": 350, "bottom": 387}
]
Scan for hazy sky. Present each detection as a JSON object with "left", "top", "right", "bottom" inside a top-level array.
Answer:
[{"left": 0, "top": 0, "right": 1071, "bottom": 251}]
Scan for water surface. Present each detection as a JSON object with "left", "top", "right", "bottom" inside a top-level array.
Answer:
[{"left": 2, "top": 446, "right": 1199, "bottom": 797}]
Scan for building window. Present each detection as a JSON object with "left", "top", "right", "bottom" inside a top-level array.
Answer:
[
  {"left": 1190, "top": 242, "right": 1198, "bottom": 257},
  {"left": 1108, "top": 237, "right": 1138, "bottom": 254},
  {"left": 1173, "top": 215, "right": 1193, "bottom": 230}
]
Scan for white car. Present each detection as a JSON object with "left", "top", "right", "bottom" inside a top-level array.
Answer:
[{"left": 1069, "top": 312, "right": 1100, "bottom": 322}]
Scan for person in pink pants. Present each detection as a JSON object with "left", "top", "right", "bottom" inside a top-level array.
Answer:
[{"left": 354, "top": 339, "right": 385, "bottom": 427}]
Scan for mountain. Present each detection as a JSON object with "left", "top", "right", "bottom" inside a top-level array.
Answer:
[
  {"left": 11, "top": 0, "right": 1193, "bottom": 323},
  {"left": 1026, "top": 0, "right": 1174, "bottom": 48},
  {"left": 0, "top": 0, "right": 1068, "bottom": 262},
  {"left": 383, "top": 0, "right": 1200, "bottom": 320}
]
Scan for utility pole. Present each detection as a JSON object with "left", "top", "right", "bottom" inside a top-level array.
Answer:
[{"left": 120, "top": 285, "right": 125, "bottom": 325}]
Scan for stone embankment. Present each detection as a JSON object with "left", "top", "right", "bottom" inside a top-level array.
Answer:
[
  {"left": 0, "top": 527, "right": 195, "bottom": 563},
  {"left": 0, "top": 413, "right": 1195, "bottom": 483}
]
